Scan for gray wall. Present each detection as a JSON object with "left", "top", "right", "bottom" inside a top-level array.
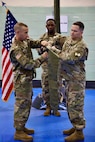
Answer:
[{"left": 0, "top": 6, "right": 95, "bottom": 81}]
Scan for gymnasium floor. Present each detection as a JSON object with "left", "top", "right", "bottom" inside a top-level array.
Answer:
[{"left": 0, "top": 88, "right": 95, "bottom": 142}]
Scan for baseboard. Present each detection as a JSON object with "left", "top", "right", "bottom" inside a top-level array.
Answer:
[
  {"left": 86, "top": 81, "right": 95, "bottom": 89},
  {"left": 0, "top": 80, "right": 95, "bottom": 89}
]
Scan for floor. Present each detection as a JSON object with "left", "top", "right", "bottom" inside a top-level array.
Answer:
[{"left": 0, "top": 88, "right": 95, "bottom": 142}]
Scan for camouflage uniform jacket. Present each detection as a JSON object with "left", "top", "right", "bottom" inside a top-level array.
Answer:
[
  {"left": 9, "top": 38, "right": 46, "bottom": 79},
  {"left": 53, "top": 36, "right": 88, "bottom": 81}
]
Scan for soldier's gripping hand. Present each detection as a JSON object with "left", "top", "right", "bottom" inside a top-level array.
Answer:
[
  {"left": 41, "top": 51, "right": 48, "bottom": 59},
  {"left": 51, "top": 46, "right": 61, "bottom": 54},
  {"left": 47, "top": 45, "right": 58, "bottom": 51},
  {"left": 41, "top": 40, "right": 48, "bottom": 46},
  {"left": 51, "top": 46, "right": 56, "bottom": 51}
]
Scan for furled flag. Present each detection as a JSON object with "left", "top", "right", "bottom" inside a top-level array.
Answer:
[{"left": 2, "top": 9, "right": 17, "bottom": 101}]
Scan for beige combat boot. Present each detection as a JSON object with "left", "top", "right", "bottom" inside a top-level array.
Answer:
[
  {"left": 65, "top": 130, "right": 84, "bottom": 142},
  {"left": 44, "top": 105, "right": 51, "bottom": 116},
  {"left": 63, "top": 127, "right": 75, "bottom": 135},
  {"left": 53, "top": 110, "right": 61, "bottom": 116},
  {"left": 24, "top": 127, "right": 34, "bottom": 134},
  {"left": 14, "top": 130, "right": 33, "bottom": 141}
]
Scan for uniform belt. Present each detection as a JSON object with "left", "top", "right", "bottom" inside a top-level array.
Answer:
[{"left": 20, "top": 68, "right": 33, "bottom": 76}]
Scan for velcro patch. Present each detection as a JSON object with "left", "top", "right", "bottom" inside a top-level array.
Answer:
[{"left": 16, "top": 53, "right": 21, "bottom": 59}]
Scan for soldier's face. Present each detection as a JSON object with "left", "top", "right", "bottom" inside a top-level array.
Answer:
[
  {"left": 70, "top": 25, "right": 83, "bottom": 40},
  {"left": 18, "top": 26, "right": 29, "bottom": 41},
  {"left": 46, "top": 20, "right": 56, "bottom": 34}
]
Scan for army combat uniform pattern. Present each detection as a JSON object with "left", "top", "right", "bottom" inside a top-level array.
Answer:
[
  {"left": 52, "top": 36, "right": 88, "bottom": 129},
  {"left": 10, "top": 38, "right": 46, "bottom": 131}
]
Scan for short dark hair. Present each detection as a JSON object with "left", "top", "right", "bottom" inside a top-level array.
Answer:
[
  {"left": 46, "top": 18, "right": 56, "bottom": 24},
  {"left": 73, "top": 21, "right": 84, "bottom": 31},
  {"left": 14, "top": 22, "right": 28, "bottom": 31}
]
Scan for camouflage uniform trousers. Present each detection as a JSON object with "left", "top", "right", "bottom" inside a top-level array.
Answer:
[
  {"left": 41, "top": 61, "right": 50, "bottom": 105},
  {"left": 65, "top": 80, "right": 86, "bottom": 130},
  {"left": 14, "top": 73, "right": 33, "bottom": 131}
]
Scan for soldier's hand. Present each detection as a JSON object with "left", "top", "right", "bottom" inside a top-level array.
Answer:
[
  {"left": 41, "top": 51, "right": 48, "bottom": 59},
  {"left": 41, "top": 40, "right": 48, "bottom": 46},
  {"left": 51, "top": 46, "right": 56, "bottom": 51},
  {"left": 51, "top": 46, "right": 61, "bottom": 55}
]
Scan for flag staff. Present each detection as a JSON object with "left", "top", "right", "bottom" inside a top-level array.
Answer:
[{"left": 1, "top": 1, "right": 17, "bottom": 101}]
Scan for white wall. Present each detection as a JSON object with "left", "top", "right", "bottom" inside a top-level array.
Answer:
[
  {"left": 0, "top": 0, "right": 95, "bottom": 7},
  {"left": 0, "top": 1, "right": 95, "bottom": 81}
]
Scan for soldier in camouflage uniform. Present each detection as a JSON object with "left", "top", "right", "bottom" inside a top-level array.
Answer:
[
  {"left": 48, "top": 21, "right": 88, "bottom": 142},
  {"left": 38, "top": 19, "right": 66, "bottom": 116},
  {"left": 9, "top": 22, "right": 48, "bottom": 141}
]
